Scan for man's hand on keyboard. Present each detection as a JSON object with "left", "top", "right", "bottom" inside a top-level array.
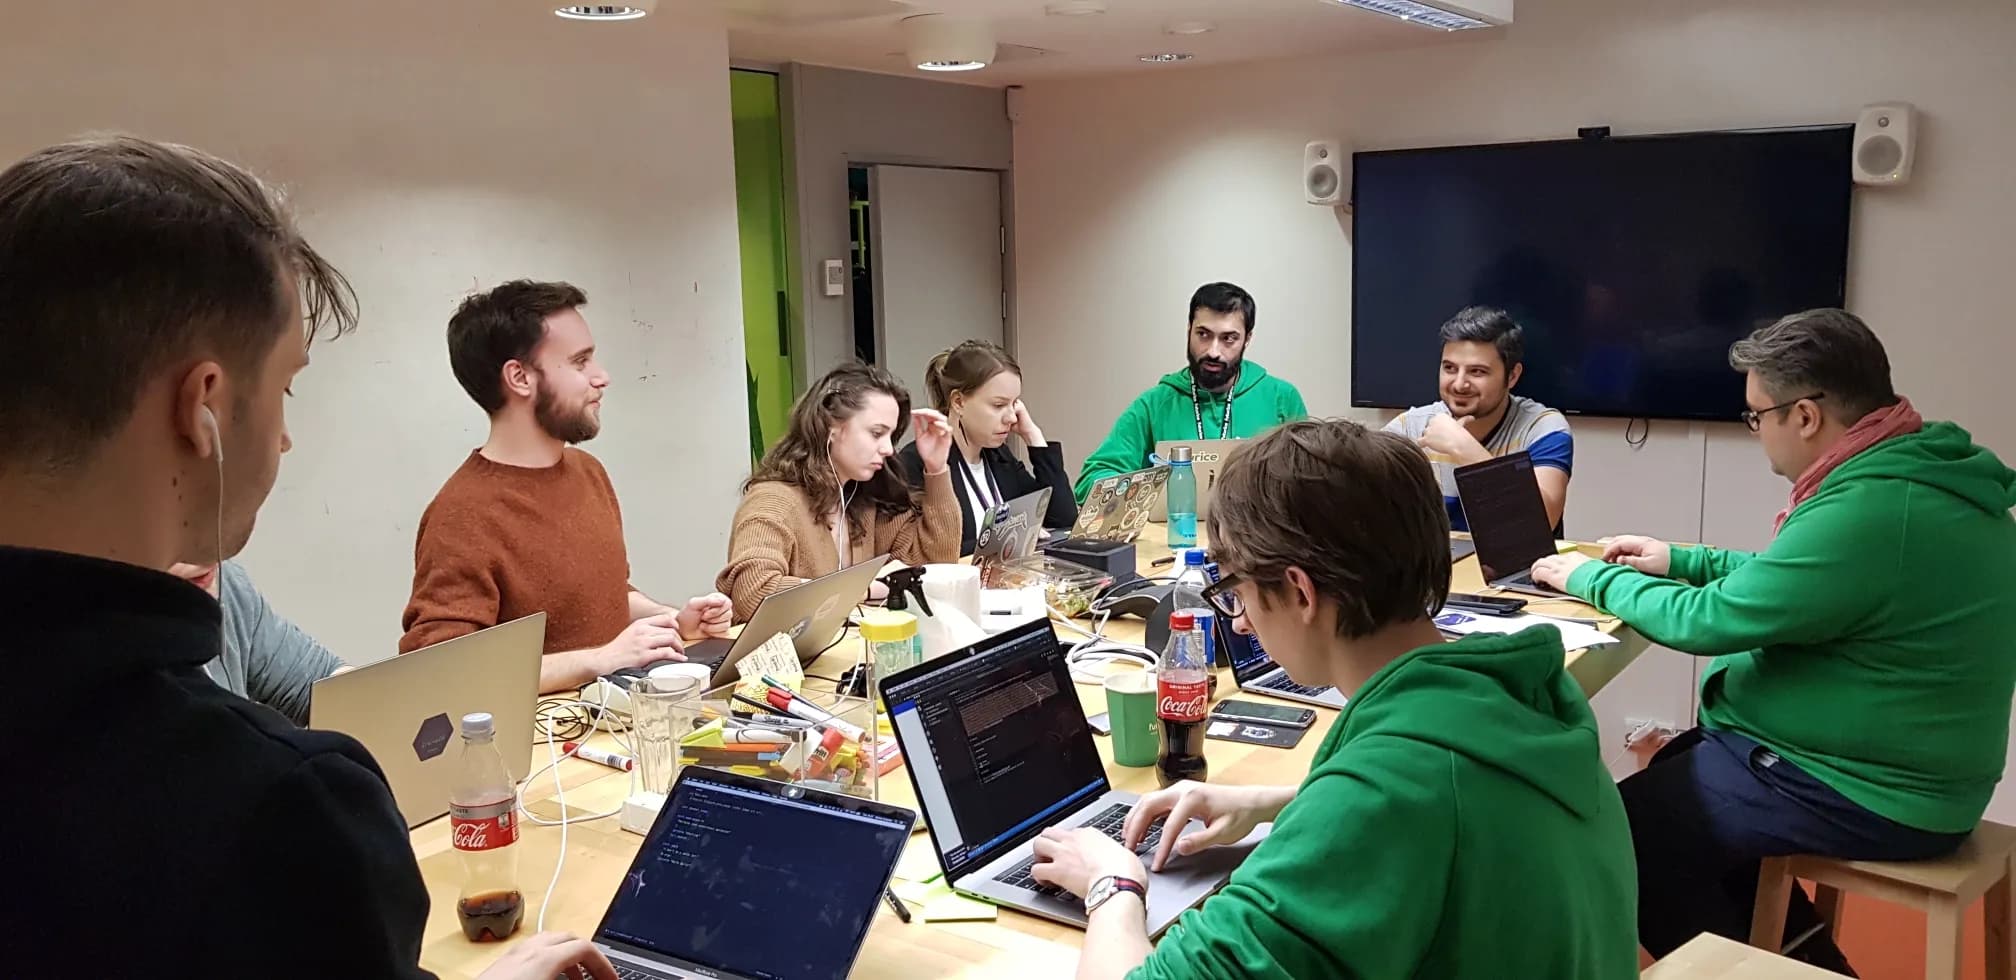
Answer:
[
  {"left": 1029, "top": 826, "right": 1147, "bottom": 899},
  {"left": 472, "top": 931, "right": 617, "bottom": 980},
  {"left": 1125, "top": 781, "right": 1296, "bottom": 873}
]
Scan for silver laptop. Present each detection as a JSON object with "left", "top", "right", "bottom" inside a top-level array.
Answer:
[
  {"left": 617, "top": 555, "right": 891, "bottom": 689},
  {"left": 589, "top": 766, "right": 913, "bottom": 979},
  {"left": 973, "top": 487, "right": 1051, "bottom": 586},
  {"left": 879, "top": 617, "right": 1264, "bottom": 934},
  {"left": 1149, "top": 438, "right": 1239, "bottom": 522},
  {"left": 309, "top": 613, "right": 545, "bottom": 827},
  {"left": 1453, "top": 451, "right": 1568, "bottom": 598},
  {"left": 1226, "top": 627, "right": 1347, "bottom": 709}
]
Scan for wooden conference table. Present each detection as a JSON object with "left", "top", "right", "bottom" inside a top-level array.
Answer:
[{"left": 411, "top": 526, "right": 1648, "bottom": 978}]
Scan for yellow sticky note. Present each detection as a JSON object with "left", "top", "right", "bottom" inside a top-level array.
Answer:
[
  {"left": 679, "top": 719, "right": 724, "bottom": 748},
  {"left": 920, "top": 886, "right": 998, "bottom": 923}
]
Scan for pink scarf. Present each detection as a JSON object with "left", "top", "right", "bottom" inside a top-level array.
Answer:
[{"left": 1773, "top": 396, "right": 1923, "bottom": 535}]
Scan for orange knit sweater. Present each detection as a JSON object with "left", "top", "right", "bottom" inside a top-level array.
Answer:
[
  {"left": 399, "top": 448, "right": 633, "bottom": 655},
  {"left": 716, "top": 469, "right": 960, "bottom": 622}
]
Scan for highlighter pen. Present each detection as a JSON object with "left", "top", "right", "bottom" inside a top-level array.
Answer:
[
  {"left": 764, "top": 687, "right": 868, "bottom": 741},
  {"left": 562, "top": 742, "right": 635, "bottom": 773},
  {"left": 733, "top": 692, "right": 796, "bottom": 717}
]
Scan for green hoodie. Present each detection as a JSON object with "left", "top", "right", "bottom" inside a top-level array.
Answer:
[
  {"left": 1074, "top": 362, "right": 1307, "bottom": 501},
  {"left": 1568, "top": 421, "right": 2016, "bottom": 833},
  {"left": 1131, "top": 627, "right": 1638, "bottom": 980}
]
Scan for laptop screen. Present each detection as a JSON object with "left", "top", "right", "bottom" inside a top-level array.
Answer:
[
  {"left": 1454, "top": 452, "right": 1557, "bottom": 582},
  {"left": 880, "top": 618, "right": 1107, "bottom": 880},
  {"left": 1226, "top": 630, "right": 1282, "bottom": 686},
  {"left": 594, "top": 770, "right": 910, "bottom": 980}
]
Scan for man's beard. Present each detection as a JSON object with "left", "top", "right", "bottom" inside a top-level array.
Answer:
[
  {"left": 534, "top": 385, "right": 600, "bottom": 444},
  {"left": 1189, "top": 352, "right": 1240, "bottom": 391}
]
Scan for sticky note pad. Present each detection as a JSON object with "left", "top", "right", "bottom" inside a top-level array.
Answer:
[{"left": 895, "top": 880, "right": 998, "bottom": 922}]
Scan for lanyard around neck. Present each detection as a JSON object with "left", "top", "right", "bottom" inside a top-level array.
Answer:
[
  {"left": 1191, "top": 379, "right": 1235, "bottom": 441},
  {"left": 953, "top": 448, "right": 1001, "bottom": 512}
]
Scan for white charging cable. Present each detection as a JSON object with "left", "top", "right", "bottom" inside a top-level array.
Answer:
[
  {"left": 517, "top": 683, "right": 637, "bottom": 932},
  {"left": 1049, "top": 602, "right": 1157, "bottom": 685}
]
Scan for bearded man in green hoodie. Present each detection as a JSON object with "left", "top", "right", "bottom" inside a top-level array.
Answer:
[
  {"left": 1532, "top": 308, "right": 2016, "bottom": 973},
  {"left": 1032, "top": 418, "right": 1639, "bottom": 979},
  {"left": 1071, "top": 282, "right": 1308, "bottom": 501}
]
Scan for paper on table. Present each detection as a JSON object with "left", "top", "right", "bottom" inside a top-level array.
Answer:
[
  {"left": 735, "top": 632, "right": 802, "bottom": 700},
  {"left": 892, "top": 841, "right": 944, "bottom": 883},
  {"left": 1433, "top": 610, "right": 1619, "bottom": 651},
  {"left": 891, "top": 879, "right": 998, "bottom": 923}
]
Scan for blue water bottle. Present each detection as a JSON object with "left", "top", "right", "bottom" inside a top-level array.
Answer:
[{"left": 1166, "top": 446, "right": 1197, "bottom": 548}]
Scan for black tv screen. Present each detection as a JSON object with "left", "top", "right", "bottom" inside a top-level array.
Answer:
[{"left": 1350, "top": 126, "right": 1853, "bottom": 421}]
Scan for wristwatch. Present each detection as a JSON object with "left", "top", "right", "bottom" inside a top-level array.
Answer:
[{"left": 1084, "top": 875, "right": 1147, "bottom": 916}]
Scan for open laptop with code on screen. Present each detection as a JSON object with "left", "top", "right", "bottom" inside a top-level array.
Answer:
[
  {"left": 587, "top": 767, "right": 913, "bottom": 980},
  {"left": 878, "top": 616, "right": 1265, "bottom": 934}
]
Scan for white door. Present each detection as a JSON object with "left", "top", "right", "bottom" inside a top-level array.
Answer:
[{"left": 870, "top": 165, "right": 1005, "bottom": 409}]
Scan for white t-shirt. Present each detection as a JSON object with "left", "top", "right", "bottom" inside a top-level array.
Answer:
[{"left": 959, "top": 457, "right": 997, "bottom": 521}]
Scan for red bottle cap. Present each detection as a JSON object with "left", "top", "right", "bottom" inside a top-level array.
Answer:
[{"left": 1169, "top": 610, "right": 1195, "bottom": 630}]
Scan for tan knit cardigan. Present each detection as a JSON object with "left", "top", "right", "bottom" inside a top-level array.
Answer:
[{"left": 716, "top": 468, "right": 960, "bottom": 622}]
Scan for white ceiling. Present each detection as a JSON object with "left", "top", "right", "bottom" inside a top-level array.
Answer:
[{"left": 719, "top": 0, "right": 1506, "bottom": 85}]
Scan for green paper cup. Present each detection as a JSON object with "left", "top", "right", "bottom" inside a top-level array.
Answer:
[{"left": 1104, "top": 669, "right": 1159, "bottom": 767}]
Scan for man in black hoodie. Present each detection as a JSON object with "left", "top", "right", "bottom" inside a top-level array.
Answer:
[{"left": 0, "top": 136, "right": 612, "bottom": 979}]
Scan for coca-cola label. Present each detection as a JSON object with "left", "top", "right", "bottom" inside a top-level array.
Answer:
[
  {"left": 450, "top": 798, "right": 518, "bottom": 853},
  {"left": 1157, "top": 677, "right": 1209, "bottom": 722}
]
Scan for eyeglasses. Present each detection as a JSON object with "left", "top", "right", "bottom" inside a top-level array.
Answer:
[
  {"left": 1201, "top": 573, "right": 1245, "bottom": 620},
  {"left": 1740, "top": 392, "right": 1825, "bottom": 432}
]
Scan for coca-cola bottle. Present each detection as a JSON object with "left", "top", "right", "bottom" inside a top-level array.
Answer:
[
  {"left": 1156, "top": 609, "right": 1210, "bottom": 787},
  {"left": 450, "top": 712, "right": 523, "bottom": 942}
]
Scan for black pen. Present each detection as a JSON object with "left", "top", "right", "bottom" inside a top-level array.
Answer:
[
  {"left": 1151, "top": 555, "right": 1177, "bottom": 568},
  {"left": 883, "top": 888, "right": 911, "bottom": 923}
]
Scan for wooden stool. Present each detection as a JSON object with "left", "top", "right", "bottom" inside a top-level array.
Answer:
[
  {"left": 1647, "top": 933, "right": 1841, "bottom": 979},
  {"left": 1748, "top": 821, "right": 2016, "bottom": 980}
]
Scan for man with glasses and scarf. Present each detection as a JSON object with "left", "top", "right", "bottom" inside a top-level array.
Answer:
[{"left": 1532, "top": 308, "right": 2016, "bottom": 973}]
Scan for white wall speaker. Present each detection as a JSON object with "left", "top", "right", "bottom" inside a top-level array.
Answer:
[
  {"left": 1852, "top": 103, "right": 1917, "bottom": 186},
  {"left": 1304, "top": 140, "right": 1346, "bottom": 207}
]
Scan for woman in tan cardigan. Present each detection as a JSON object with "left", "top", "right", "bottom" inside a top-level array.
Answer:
[{"left": 718, "top": 362, "right": 961, "bottom": 621}]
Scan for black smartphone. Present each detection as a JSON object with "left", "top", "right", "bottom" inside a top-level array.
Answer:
[
  {"left": 1444, "top": 592, "right": 1527, "bottom": 616},
  {"left": 1209, "top": 699, "right": 1317, "bottom": 729}
]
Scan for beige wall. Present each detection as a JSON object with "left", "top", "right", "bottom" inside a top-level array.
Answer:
[
  {"left": 783, "top": 64, "right": 1013, "bottom": 383},
  {"left": 1, "top": 0, "right": 748, "bottom": 663},
  {"left": 1010, "top": 0, "right": 2016, "bottom": 811}
]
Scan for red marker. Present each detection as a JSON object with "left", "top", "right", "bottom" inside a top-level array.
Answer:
[{"left": 562, "top": 741, "right": 635, "bottom": 773}]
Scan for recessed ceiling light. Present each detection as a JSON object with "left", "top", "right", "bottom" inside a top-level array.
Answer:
[
  {"left": 554, "top": 3, "right": 651, "bottom": 21},
  {"left": 1164, "top": 21, "right": 1215, "bottom": 35},
  {"left": 1140, "top": 52, "right": 1194, "bottom": 63},
  {"left": 1044, "top": 0, "right": 1106, "bottom": 14}
]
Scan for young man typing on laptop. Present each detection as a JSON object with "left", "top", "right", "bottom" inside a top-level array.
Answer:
[
  {"left": 0, "top": 136, "right": 610, "bottom": 979},
  {"left": 1030, "top": 419, "right": 1636, "bottom": 979},
  {"left": 400, "top": 280, "right": 731, "bottom": 693}
]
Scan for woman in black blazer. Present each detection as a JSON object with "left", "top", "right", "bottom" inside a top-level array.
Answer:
[{"left": 895, "top": 341, "right": 1078, "bottom": 556}]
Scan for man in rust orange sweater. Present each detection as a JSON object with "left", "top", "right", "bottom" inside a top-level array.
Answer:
[{"left": 400, "top": 280, "right": 730, "bottom": 693}]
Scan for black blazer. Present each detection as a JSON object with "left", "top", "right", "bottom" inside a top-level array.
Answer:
[{"left": 896, "top": 439, "right": 1079, "bottom": 556}]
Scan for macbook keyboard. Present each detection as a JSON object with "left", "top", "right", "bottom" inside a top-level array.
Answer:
[
  {"left": 1257, "top": 672, "right": 1333, "bottom": 699},
  {"left": 991, "top": 803, "right": 1165, "bottom": 896}
]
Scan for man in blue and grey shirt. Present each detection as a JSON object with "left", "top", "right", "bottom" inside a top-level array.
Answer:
[
  {"left": 171, "top": 561, "right": 344, "bottom": 725},
  {"left": 1384, "top": 307, "right": 1574, "bottom": 534}
]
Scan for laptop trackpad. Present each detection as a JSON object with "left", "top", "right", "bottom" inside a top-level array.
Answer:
[{"left": 1143, "top": 823, "right": 1270, "bottom": 934}]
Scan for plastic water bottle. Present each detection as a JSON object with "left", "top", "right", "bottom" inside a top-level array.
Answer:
[
  {"left": 1166, "top": 446, "right": 1197, "bottom": 547},
  {"left": 1171, "top": 549, "right": 1210, "bottom": 616},
  {"left": 451, "top": 712, "right": 523, "bottom": 942}
]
